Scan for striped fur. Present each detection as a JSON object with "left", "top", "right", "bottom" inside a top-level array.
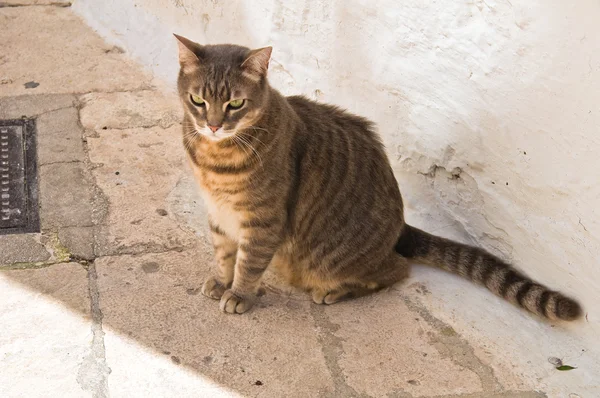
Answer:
[
  {"left": 175, "top": 36, "right": 582, "bottom": 321},
  {"left": 395, "top": 225, "right": 582, "bottom": 321}
]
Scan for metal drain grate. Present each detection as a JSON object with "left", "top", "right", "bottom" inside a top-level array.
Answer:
[{"left": 0, "top": 119, "right": 39, "bottom": 235}]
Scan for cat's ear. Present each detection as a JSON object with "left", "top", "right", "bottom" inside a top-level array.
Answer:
[
  {"left": 241, "top": 47, "right": 272, "bottom": 80},
  {"left": 173, "top": 34, "right": 203, "bottom": 72}
]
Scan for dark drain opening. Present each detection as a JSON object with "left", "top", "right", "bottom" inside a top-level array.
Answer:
[{"left": 0, "top": 119, "right": 39, "bottom": 235}]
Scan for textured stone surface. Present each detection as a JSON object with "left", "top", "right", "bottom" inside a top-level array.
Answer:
[
  {"left": 321, "top": 294, "right": 485, "bottom": 397},
  {"left": 0, "top": 94, "right": 76, "bottom": 119},
  {"left": 0, "top": 6, "right": 152, "bottom": 96},
  {"left": 79, "top": 90, "right": 180, "bottom": 131},
  {"left": 39, "top": 162, "right": 94, "bottom": 228},
  {"left": 0, "top": 263, "right": 92, "bottom": 398},
  {"left": 58, "top": 226, "right": 95, "bottom": 260},
  {"left": 402, "top": 267, "right": 600, "bottom": 398},
  {"left": 95, "top": 250, "right": 336, "bottom": 398},
  {"left": 92, "top": 249, "right": 556, "bottom": 398},
  {"left": 0, "top": 234, "right": 50, "bottom": 265},
  {"left": 36, "top": 106, "right": 86, "bottom": 165},
  {"left": 102, "top": 333, "right": 240, "bottom": 398},
  {"left": 87, "top": 125, "right": 197, "bottom": 256},
  {"left": 1, "top": 0, "right": 71, "bottom": 5}
]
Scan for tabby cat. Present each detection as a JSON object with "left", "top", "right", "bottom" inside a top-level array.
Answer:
[{"left": 174, "top": 34, "right": 582, "bottom": 321}]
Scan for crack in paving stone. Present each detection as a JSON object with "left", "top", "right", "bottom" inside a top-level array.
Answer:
[
  {"left": 0, "top": 95, "right": 77, "bottom": 119},
  {"left": 93, "top": 246, "right": 193, "bottom": 261},
  {"left": 39, "top": 159, "right": 82, "bottom": 166},
  {"left": 73, "top": 86, "right": 158, "bottom": 97},
  {"left": 77, "top": 262, "right": 111, "bottom": 398},
  {"left": 429, "top": 391, "right": 547, "bottom": 398},
  {"left": 90, "top": 122, "right": 178, "bottom": 131},
  {"left": 95, "top": 242, "right": 191, "bottom": 257},
  {"left": 73, "top": 99, "right": 110, "bottom": 258},
  {"left": 3, "top": 104, "right": 75, "bottom": 119},
  {"left": 0, "top": 2, "right": 71, "bottom": 8},
  {"left": 398, "top": 294, "right": 502, "bottom": 393},
  {"left": 33, "top": 105, "right": 76, "bottom": 118},
  {"left": 310, "top": 305, "right": 372, "bottom": 398}
]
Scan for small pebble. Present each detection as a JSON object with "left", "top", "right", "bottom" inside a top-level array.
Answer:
[{"left": 548, "top": 357, "right": 563, "bottom": 367}]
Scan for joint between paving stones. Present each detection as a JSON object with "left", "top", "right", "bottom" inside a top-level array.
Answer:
[
  {"left": 397, "top": 293, "right": 502, "bottom": 393},
  {"left": 310, "top": 305, "right": 374, "bottom": 398},
  {"left": 76, "top": 260, "right": 111, "bottom": 398}
]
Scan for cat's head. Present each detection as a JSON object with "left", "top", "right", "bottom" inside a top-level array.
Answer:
[{"left": 174, "top": 34, "right": 272, "bottom": 142}]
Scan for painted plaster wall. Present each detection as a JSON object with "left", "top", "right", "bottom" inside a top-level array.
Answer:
[{"left": 73, "top": 0, "right": 600, "bottom": 353}]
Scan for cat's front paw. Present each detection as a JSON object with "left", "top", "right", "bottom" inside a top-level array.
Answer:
[
  {"left": 201, "top": 277, "right": 227, "bottom": 300},
  {"left": 219, "top": 289, "right": 255, "bottom": 314}
]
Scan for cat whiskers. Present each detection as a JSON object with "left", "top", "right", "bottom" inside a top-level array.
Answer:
[
  {"left": 182, "top": 128, "right": 200, "bottom": 153},
  {"left": 232, "top": 133, "right": 263, "bottom": 167},
  {"left": 231, "top": 135, "right": 251, "bottom": 158},
  {"left": 237, "top": 131, "right": 266, "bottom": 147},
  {"left": 181, "top": 121, "right": 199, "bottom": 131},
  {"left": 248, "top": 126, "right": 271, "bottom": 136}
]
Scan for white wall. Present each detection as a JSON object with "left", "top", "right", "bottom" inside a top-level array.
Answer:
[{"left": 73, "top": 0, "right": 600, "bottom": 345}]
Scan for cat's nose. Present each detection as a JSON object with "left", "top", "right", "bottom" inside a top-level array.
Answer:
[{"left": 208, "top": 125, "right": 221, "bottom": 133}]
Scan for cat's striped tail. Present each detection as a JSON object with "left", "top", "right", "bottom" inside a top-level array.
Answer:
[{"left": 395, "top": 224, "right": 582, "bottom": 321}]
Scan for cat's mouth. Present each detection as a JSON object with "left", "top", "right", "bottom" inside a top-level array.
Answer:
[
  {"left": 190, "top": 121, "right": 232, "bottom": 142},
  {"left": 199, "top": 126, "right": 237, "bottom": 142}
]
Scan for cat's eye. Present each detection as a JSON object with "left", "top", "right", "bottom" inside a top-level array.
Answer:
[
  {"left": 190, "top": 94, "right": 205, "bottom": 106},
  {"left": 228, "top": 99, "right": 245, "bottom": 110}
]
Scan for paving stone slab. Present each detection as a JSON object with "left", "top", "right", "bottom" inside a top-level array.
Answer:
[
  {"left": 0, "top": 233, "right": 50, "bottom": 265},
  {"left": 88, "top": 126, "right": 197, "bottom": 256},
  {"left": 39, "top": 162, "right": 94, "bottom": 229},
  {"left": 36, "top": 106, "right": 86, "bottom": 165},
  {"left": 79, "top": 90, "right": 180, "bottom": 131},
  {"left": 95, "top": 250, "right": 334, "bottom": 397},
  {"left": 0, "top": 94, "right": 76, "bottom": 119},
  {"left": 322, "top": 291, "right": 486, "bottom": 397},
  {"left": 0, "top": 7, "right": 152, "bottom": 96},
  {"left": 58, "top": 225, "right": 95, "bottom": 260}
]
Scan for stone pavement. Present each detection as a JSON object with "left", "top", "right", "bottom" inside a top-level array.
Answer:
[{"left": 0, "top": 3, "right": 598, "bottom": 398}]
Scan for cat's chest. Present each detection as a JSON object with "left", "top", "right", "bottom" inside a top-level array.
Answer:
[
  {"left": 201, "top": 190, "right": 242, "bottom": 240},
  {"left": 190, "top": 160, "right": 249, "bottom": 240}
]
